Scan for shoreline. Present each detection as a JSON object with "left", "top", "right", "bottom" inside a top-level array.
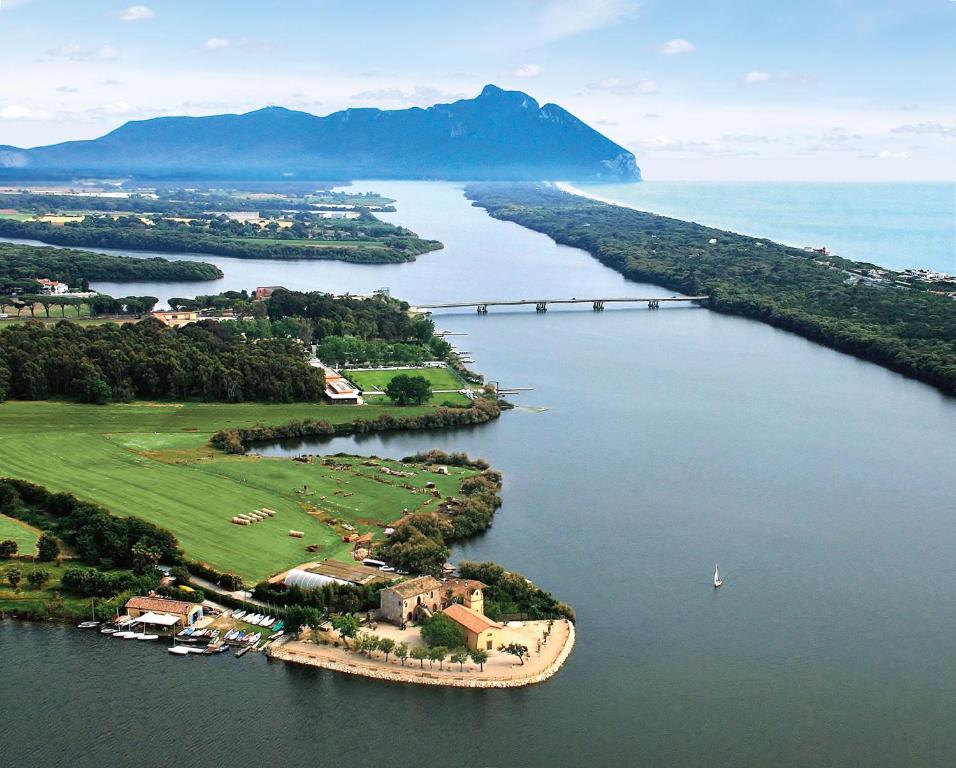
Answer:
[{"left": 267, "top": 619, "right": 576, "bottom": 689}]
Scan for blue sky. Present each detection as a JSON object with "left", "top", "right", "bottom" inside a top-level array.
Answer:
[{"left": 0, "top": 0, "right": 953, "bottom": 180}]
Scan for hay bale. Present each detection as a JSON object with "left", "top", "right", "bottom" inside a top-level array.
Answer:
[{"left": 289, "top": 530, "right": 304, "bottom": 538}]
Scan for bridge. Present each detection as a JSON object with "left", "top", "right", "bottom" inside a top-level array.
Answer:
[{"left": 416, "top": 296, "right": 709, "bottom": 314}]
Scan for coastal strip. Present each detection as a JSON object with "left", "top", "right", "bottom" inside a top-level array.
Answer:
[{"left": 267, "top": 620, "right": 576, "bottom": 689}]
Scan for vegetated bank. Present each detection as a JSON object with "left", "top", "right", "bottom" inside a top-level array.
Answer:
[
  {"left": 465, "top": 183, "right": 956, "bottom": 397},
  {"left": 0, "top": 191, "right": 442, "bottom": 264}
]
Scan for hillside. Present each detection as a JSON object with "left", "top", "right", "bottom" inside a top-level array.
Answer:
[{"left": 1, "top": 86, "right": 640, "bottom": 182}]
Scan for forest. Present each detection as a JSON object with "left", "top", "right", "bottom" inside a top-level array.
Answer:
[
  {"left": 0, "top": 242, "right": 221, "bottom": 295},
  {"left": 466, "top": 183, "right": 956, "bottom": 396},
  {"left": 0, "top": 319, "right": 325, "bottom": 403}
]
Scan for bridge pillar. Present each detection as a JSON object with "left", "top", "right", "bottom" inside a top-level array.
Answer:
[
  {"left": 648, "top": 299, "right": 660, "bottom": 309},
  {"left": 535, "top": 302, "right": 547, "bottom": 313},
  {"left": 593, "top": 300, "right": 604, "bottom": 311},
  {"left": 477, "top": 304, "right": 488, "bottom": 314}
]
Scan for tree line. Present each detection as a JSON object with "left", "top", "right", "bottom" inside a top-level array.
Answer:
[
  {"left": 0, "top": 318, "right": 326, "bottom": 403},
  {"left": 466, "top": 183, "right": 956, "bottom": 397}
]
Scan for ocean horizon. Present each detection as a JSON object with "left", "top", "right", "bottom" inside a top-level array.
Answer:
[{"left": 570, "top": 181, "right": 956, "bottom": 274}]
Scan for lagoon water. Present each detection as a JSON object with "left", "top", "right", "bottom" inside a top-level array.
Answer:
[
  {"left": 579, "top": 181, "right": 956, "bottom": 274},
  {"left": 3, "top": 182, "right": 956, "bottom": 767}
]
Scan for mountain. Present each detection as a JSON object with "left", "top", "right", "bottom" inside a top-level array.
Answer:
[{"left": 1, "top": 86, "right": 640, "bottom": 181}]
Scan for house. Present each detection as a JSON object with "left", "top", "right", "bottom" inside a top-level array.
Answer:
[
  {"left": 312, "top": 364, "right": 364, "bottom": 405},
  {"left": 442, "top": 603, "right": 502, "bottom": 651},
  {"left": 440, "top": 578, "right": 486, "bottom": 615},
  {"left": 125, "top": 595, "right": 203, "bottom": 627},
  {"left": 36, "top": 278, "right": 69, "bottom": 295},
  {"left": 150, "top": 309, "right": 200, "bottom": 327},
  {"left": 254, "top": 286, "right": 285, "bottom": 301},
  {"left": 379, "top": 575, "right": 443, "bottom": 626}
]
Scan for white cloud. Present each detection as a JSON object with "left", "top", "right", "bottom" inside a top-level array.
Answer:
[
  {"left": 47, "top": 44, "right": 119, "bottom": 62},
  {"left": 203, "top": 37, "right": 230, "bottom": 51},
  {"left": 118, "top": 5, "right": 155, "bottom": 22},
  {"left": 743, "top": 71, "right": 771, "bottom": 84},
  {"left": 55, "top": 85, "right": 79, "bottom": 93},
  {"left": 513, "top": 63, "right": 543, "bottom": 78},
  {"left": 891, "top": 121, "right": 956, "bottom": 138},
  {"left": 101, "top": 100, "right": 133, "bottom": 115},
  {"left": 539, "top": 0, "right": 637, "bottom": 42},
  {"left": 876, "top": 150, "right": 909, "bottom": 159},
  {"left": 1, "top": 104, "right": 51, "bottom": 120},
  {"left": 657, "top": 39, "right": 695, "bottom": 55},
  {"left": 586, "top": 77, "right": 659, "bottom": 96}
]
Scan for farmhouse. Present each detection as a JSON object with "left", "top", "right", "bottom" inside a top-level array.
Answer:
[
  {"left": 379, "top": 575, "right": 442, "bottom": 626},
  {"left": 441, "top": 578, "right": 486, "bottom": 615},
  {"left": 36, "top": 278, "right": 69, "bottom": 295},
  {"left": 125, "top": 595, "right": 203, "bottom": 627},
  {"left": 150, "top": 309, "right": 200, "bottom": 327},
  {"left": 442, "top": 602, "right": 502, "bottom": 651}
]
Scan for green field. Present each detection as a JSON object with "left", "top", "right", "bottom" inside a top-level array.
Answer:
[
  {"left": 0, "top": 399, "right": 475, "bottom": 582},
  {"left": 0, "top": 212, "right": 33, "bottom": 221},
  {"left": 346, "top": 367, "right": 474, "bottom": 406},
  {"left": 0, "top": 513, "right": 39, "bottom": 555}
]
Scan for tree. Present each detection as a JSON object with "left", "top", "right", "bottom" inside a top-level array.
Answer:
[
  {"left": 283, "top": 605, "right": 312, "bottom": 636},
  {"left": 384, "top": 374, "right": 433, "bottom": 406},
  {"left": 378, "top": 637, "right": 395, "bottom": 663},
  {"left": 420, "top": 611, "right": 465, "bottom": 648},
  {"left": 469, "top": 647, "right": 489, "bottom": 672},
  {"left": 410, "top": 644, "right": 429, "bottom": 669},
  {"left": 395, "top": 642, "right": 409, "bottom": 667},
  {"left": 5, "top": 566, "right": 22, "bottom": 591},
  {"left": 36, "top": 533, "right": 59, "bottom": 562},
  {"left": 331, "top": 613, "right": 359, "bottom": 649},
  {"left": 131, "top": 541, "right": 161, "bottom": 574},
  {"left": 0, "top": 539, "right": 16, "bottom": 559},
  {"left": 429, "top": 645, "right": 448, "bottom": 671},
  {"left": 503, "top": 642, "right": 529, "bottom": 666},
  {"left": 451, "top": 646, "right": 470, "bottom": 671},
  {"left": 27, "top": 569, "right": 50, "bottom": 590}
]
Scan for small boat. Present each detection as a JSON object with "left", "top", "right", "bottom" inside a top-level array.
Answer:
[
  {"left": 125, "top": 632, "right": 145, "bottom": 640},
  {"left": 137, "top": 633, "right": 159, "bottom": 641},
  {"left": 235, "top": 645, "right": 251, "bottom": 658},
  {"left": 168, "top": 646, "right": 190, "bottom": 656},
  {"left": 272, "top": 620, "right": 284, "bottom": 632},
  {"left": 113, "top": 631, "right": 136, "bottom": 639},
  {"left": 269, "top": 630, "right": 284, "bottom": 640},
  {"left": 77, "top": 621, "right": 99, "bottom": 629},
  {"left": 233, "top": 610, "right": 246, "bottom": 620},
  {"left": 186, "top": 647, "right": 206, "bottom": 654},
  {"left": 100, "top": 626, "right": 117, "bottom": 635},
  {"left": 713, "top": 564, "right": 723, "bottom": 588}
]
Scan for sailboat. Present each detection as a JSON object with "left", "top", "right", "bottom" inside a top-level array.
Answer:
[{"left": 713, "top": 564, "right": 723, "bottom": 588}]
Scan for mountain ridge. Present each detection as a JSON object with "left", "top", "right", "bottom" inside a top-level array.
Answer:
[{"left": 0, "top": 85, "right": 640, "bottom": 182}]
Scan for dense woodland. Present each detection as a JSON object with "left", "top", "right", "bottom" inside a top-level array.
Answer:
[
  {"left": 0, "top": 319, "right": 325, "bottom": 403},
  {"left": 0, "top": 242, "right": 221, "bottom": 295},
  {"left": 466, "top": 184, "right": 956, "bottom": 396}
]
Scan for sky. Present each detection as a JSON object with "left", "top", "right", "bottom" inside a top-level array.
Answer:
[{"left": 0, "top": 0, "right": 954, "bottom": 181}]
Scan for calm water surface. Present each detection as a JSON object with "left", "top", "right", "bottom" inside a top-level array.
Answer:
[
  {"left": 3, "top": 182, "right": 955, "bottom": 767},
  {"left": 579, "top": 180, "right": 956, "bottom": 273}
]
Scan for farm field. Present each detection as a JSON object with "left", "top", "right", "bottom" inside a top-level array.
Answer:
[
  {"left": 346, "top": 366, "right": 474, "bottom": 405},
  {"left": 0, "top": 399, "right": 474, "bottom": 583},
  {"left": 0, "top": 513, "right": 40, "bottom": 555}
]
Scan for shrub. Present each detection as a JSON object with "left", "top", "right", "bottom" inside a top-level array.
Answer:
[{"left": 420, "top": 612, "right": 465, "bottom": 648}]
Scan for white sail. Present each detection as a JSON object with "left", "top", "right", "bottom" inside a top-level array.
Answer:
[{"left": 713, "top": 564, "right": 722, "bottom": 587}]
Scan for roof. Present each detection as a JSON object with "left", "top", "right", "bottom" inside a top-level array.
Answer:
[
  {"left": 442, "top": 578, "right": 486, "bottom": 597},
  {"left": 303, "top": 558, "right": 386, "bottom": 585},
  {"left": 386, "top": 575, "right": 442, "bottom": 599},
  {"left": 134, "top": 611, "right": 181, "bottom": 626},
  {"left": 443, "top": 603, "right": 501, "bottom": 635},
  {"left": 125, "top": 596, "right": 198, "bottom": 616}
]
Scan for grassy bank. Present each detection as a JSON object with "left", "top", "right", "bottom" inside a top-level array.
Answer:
[
  {"left": 345, "top": 366, "right": 474, "bottom": 406},
  {"left": 0, "top": 400, "right": 478, "bottom": 582},
  {"left": 0, "top": 513, "right": 39, "bottom": 555}
]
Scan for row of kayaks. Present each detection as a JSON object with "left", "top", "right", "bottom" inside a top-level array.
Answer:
[{"left": 232, "top": 610, "right": 282, "bottom": 629}]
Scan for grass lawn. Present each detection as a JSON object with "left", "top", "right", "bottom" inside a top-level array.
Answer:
[
  {"left": 0, "top": 513, "right": 40, "bottom": 555},
  {"left": 346, "top": 367, "right": 474, "bottom": 406},
  {"left": 0, "top": 212, "right": 34, "bottom": 221},
  {"left": 0, "top": 565, "right": 125, "bottom": 620},
  {"left": 0, "top": 399, "right": 478, "bottom": 583}
]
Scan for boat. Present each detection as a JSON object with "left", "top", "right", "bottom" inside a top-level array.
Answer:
[
  {"left": 100, "top": 626, "right": 117, "bottom": 635},
  {"left": 186, "top": 647, "right": 206, "bottom": 654},
  {"left": 272, "top": 620, "right": 284, "bottom": 632},
  {"left": 137, "top": 633, "right": 159, "bottom": 641},
  {"left": 269, "top": 630, "right": 284, "bottom": 640},
  {"left": 235, "top": 645, "right": 251, "bottom": 658},
  {"left": 113, "top": 631, "right": 136, "bottom": 639},
  {"left": 77, "top": 620, "right": 100, "bottom": 629},
  {"left": 168, "top": 646, "right": 190, "bottom": 656},
  {"left": 714, "top": 564, "right": 723, "bottom": 588},
  {"left": 247, "top": 632, "right": 261, "bottom": 644},
  {"left": 233, "top": 610, "right": 246, "bottom": 620}
]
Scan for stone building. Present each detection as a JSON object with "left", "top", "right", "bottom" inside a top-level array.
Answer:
[
  {"left": 379, "top": 575, "right": 442, "bottom": 626},
  {"left": 442, "top": 603, "right": 502, "bottom": 651}
]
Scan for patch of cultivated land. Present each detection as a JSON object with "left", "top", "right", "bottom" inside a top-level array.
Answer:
[
  {"left": 0, "top": 400, "right": 476, "bottom": 582},
  {"left": 0, "top": 513, "right": 40, "bottom": 555},
  {"left": 346, "top": 367, "right": 474, "bottom": 405}
]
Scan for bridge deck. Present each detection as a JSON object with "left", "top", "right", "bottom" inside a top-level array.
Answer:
[{"left": 418, "top": 296, "right": 709, "bottom": 309}]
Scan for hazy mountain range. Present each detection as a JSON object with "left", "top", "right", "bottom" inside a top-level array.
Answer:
[{"left": 0, "top": 85, "right": 640, "bottom": 182}]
